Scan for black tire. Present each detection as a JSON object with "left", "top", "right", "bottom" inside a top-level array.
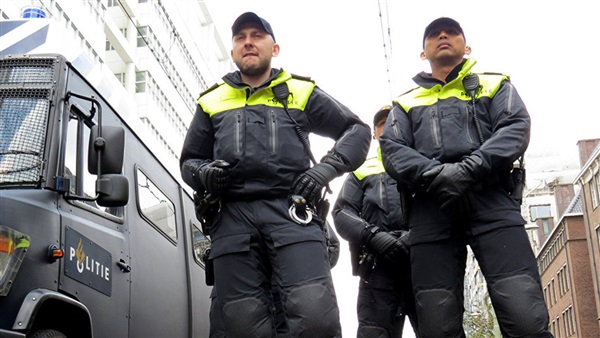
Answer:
[{"left": 29, "top": 329, "right": 67, "bottom": 338}]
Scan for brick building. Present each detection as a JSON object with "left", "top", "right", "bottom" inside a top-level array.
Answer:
[
  {"left": 573, "top": 139, "right": 600, "bottom": 335},
  {"left": 537, "top": 139, "right": 600, "bottom": 337}
]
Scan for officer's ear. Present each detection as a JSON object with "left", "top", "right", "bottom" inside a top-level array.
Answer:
[
  {"left": 272, "top": 43, "right": 280, "bottom": 57},
  {"left": 465, "top": 45, "right": 472, "bottom": 55},
  {"left": 420, "top": 51, "right": 427, "bottom": 60}
]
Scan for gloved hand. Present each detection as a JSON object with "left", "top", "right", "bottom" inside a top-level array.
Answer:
[
  {"left": 422, "top": 155, "right": 482, "bottom": 214},
  {"left": 292, "top": 163, "right": 338, "bottom": 205},
  {"left": 390, "top": 230, "right": 410, "bottom": 256},
  {"left": 196, "top": 160, "right": 232, "bottom": 195},
  {"left": 366, "top": 229, "right": 407, "bottom": 261}
]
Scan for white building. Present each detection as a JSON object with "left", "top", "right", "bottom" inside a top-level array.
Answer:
[{"left": 0, "top": 0, "right": 233, "bottom": 178}]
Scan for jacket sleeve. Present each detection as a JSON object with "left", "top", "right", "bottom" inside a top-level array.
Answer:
[
  {"left": 472, "top": 80, "right": 530, "bottom": 174},
  {"left": 179, "top": 104, "right": 214, "bottom": 191},
  {"left": 379, "top": 104, "right": 441, "bottom": 190},
  {"left": 331, "top": 173, "right": 372, "bottom": 244},
  {"left": 304, "top": 86, "right": 371, "bottom": 173}
]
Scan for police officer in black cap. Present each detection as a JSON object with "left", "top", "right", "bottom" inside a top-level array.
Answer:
[
  {"left": 380, "top": 17, "right": 553, "bottom": 338},
  {"left": 180, "top": 11, "right": 370, "bottom": 337},
  {"left": 333, "top": 105, "right": 418, "bottom": 338}
]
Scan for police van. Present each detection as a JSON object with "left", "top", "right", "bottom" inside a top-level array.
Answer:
[{"left": 0, "top": 20, "right": 212, "bottom": 338}]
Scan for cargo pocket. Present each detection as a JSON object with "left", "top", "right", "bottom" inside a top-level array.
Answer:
[
  {"left": 208, "top": 233, "right": 251, "bottom": 259},
  {"left": 270, "top": 225, "right": 329, "bottom": 284}
]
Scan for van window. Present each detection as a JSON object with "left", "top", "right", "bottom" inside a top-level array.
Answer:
[
  {"left": 136, "top": 168, "right": 176, "bottom": 242},
  {"left": 64, "top": 109, "right": 123, "bottom": 217},
  {"left": 191, "top": 221, "right": 210, "bottom": 267}
]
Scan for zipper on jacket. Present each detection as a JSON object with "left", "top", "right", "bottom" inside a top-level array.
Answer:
[
  {"left": 234, "top": 111, "right": 242, "bottom": 154},
  {"left": 430, "top": 107, "right": 442, "bottom": 148},
  {"left": 465, "top": 104, "right": 474, "bottom": 143},
  {"left": 391, "top": 110, "right": 400, "bottom": 138},
  {"left": 269, "top": 110, "right": 277, "bottom": 153},
  {"left": 378, "top": 176, "right": 386, "bottom": 211},
  {"left": 341, "top": 209, "right": 370, "bottom": 227},
  {"left": 506, "top": 83, "right": 514, "bottom": 115}
]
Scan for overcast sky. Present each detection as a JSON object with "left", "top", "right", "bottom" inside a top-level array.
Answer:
[{"left": 201, "top": 1, "right": 599, "bottom": 335}]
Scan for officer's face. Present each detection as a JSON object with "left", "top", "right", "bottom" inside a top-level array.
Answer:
[
  {"left": 421, "top": 25, "right": 469, "bottom": 66},
  {"left": 231, "top": 23, "right": 279, "bottom": 77},
  {"left": 373, "top": 118, "right": 386, "bottom": 141}
]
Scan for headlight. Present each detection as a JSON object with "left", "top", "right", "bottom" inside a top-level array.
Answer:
[{"left": 0, "top": 225, "right": 30, "bottom": 296}]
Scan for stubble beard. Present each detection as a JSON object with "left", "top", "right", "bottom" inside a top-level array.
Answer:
[{"left": 235, "top": 57, "right": 271, "bottom": 77}]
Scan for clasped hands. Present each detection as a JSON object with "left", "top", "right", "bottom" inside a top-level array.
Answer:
[
  {"left": 421, "top": 155, "right": 482, "bottom": 218},
  {"left": 365, "top": 228, "right": 410, "bottom": 262}
]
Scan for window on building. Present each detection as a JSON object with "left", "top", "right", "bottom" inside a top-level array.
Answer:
[
  {"left": 597, "top": 226, "right": 600, "bottom": 254},
  {"left": 137, "top": 26, "right": 148, "bottom": 47},
  {"left": 105, "top": 40, "right": 114, "bottom": 51},
  {"left": 135, "top": 71, "right": 146, "bottom": 93},
  {"left": 591, "top": 179, "right": 599, "bottom": 209},
  {"left": 114, "top": 73, "right": 125, "bottom": 86},
  {"left": 542, "top": 219, "right": 550, "bottom": 236},
  {"left": 568, "top": 306, "right": 576, "bottom": 336},
  {"left": 107, "top": 0, "right": 119, "bottom": 7},
  {"left": 596, "top": 173, "right": 600, "bottom": 208},
  {"left": 551, "top": 278, "right": 556, "bottom": 304},
  {"left": 530, "top": 204, "right": 552, "bottom": 221}
]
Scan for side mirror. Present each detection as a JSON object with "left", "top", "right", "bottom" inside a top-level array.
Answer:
[
  {"left": 96, "top": 174, "right": 129, "bottom": 207},
  {"left": 88, "top": 125, "right": 125, "bottom": 174}
]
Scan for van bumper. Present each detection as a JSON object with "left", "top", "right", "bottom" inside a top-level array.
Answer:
[{"left": 0, "top": 328, "right": 26, "bottom": 338}]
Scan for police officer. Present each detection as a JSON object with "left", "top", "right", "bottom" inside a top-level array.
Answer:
[
  {"left": 332, "top": 106, "right": 418, "bottom": 338},
  {"left": 379, "top": 17, "right": 553, "bottom": 337},
  {"left": 180, "top": 12, "right": 371, "bottom": 337}
]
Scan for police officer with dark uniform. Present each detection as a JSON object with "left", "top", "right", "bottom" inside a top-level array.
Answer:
[
  {"left": 379, "top": 17, "right": 553, "bottom": 337},
  {"left": 180, "top": 12, "right": 371, "bottom": 337},
  {"left": 332, "top": 106, "right": 418, "bottom": 338}
]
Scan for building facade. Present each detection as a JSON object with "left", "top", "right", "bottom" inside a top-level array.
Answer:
[
  {"left": 574, "top": 140, "right": 600, "bottom": 335},
  {"left": 0, "top": 0, "right": 233, "bottom": 179},
  {"left": 535, "top": 139, "right": 600, "bottom": 337}
]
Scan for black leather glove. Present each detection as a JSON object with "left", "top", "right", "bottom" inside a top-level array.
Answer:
[
  {"left": 366, "top": 229, "right": 407, "bottom": 261},
  {"left": 292, "top": 163, "right": 338, "bottom": 205},
  {"left": 422, "top": 155, "right": 482, "bottom": 213},
  {"left": 390, "top": 230, "right": 410, "bottom": 256},
  {"left": 196, "top": 160, "right": 232, "bottom": 195}
]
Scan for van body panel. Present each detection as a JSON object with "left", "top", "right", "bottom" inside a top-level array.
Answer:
[{"left": 0, "top": 53, "right": 212, "bottom": 337}]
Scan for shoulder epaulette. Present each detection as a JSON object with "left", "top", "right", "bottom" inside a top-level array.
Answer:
[
  {"left": 197, "top": 82, "right": 221, "bottom": 99},
  {"left": 397, "top": 86, "right": 420, "bottom": 98},
  {"left": 478, "top": 72, "right": 511, "bottom": 81},
  {"left": 290, "top": 73, "right": 314, "bottom": 83}
]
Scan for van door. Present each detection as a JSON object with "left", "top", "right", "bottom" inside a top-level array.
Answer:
[
  {"left": 57, "top": 104, "right": 131, "bottom": 337},
  {"left": 127, "top": 164, "right": 191, "bottom": 337}
]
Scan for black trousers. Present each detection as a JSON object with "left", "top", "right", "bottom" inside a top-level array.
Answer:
[
  {"left": 411, "top": 225, "right": 553, "bottom": 338},
  {"left": 208, "top": 198, "right": 341, "bottom": 338},
  {"left": 357, "top": 254, "right": 419, "bottom": 338}
]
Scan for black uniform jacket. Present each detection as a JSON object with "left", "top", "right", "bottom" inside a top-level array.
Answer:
[{"left": 379, "top": 59, "right": 529, "bottom": 242}]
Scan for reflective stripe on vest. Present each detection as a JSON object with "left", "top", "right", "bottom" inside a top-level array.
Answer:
[
  {"left": 198, "top": 70, "right": 316, "bottom": 117},
  {"left": 395, "top": 60, "right": 509, "bottom": 112},
  {"left": 354, "top": 148, "right": 385, "bottom": 180}
]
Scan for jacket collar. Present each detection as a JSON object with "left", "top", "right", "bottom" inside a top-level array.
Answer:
[
  {"left": 222, "top": 68, "right": 289, "bottom": 90},
  {"left": 412, "top": 58, "right": 477, "bottom": 89}
]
